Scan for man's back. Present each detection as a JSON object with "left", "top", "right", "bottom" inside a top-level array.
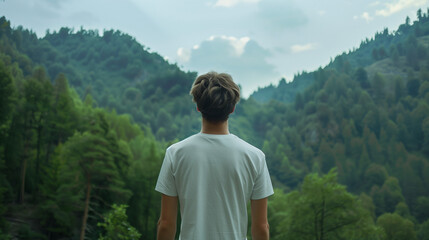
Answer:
[{"left": 155, "top": 132, "right": 273, "bottom": 240}]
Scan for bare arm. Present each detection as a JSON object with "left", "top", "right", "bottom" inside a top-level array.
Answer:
[
  {"left": 157, "top": 194, "right": 178, "bottom": 240},
  {"left": 251, "top": 198, "right": 270, "bottom": 240}
]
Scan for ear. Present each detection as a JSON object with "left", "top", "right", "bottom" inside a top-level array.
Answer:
[
  {"left": 197, "top": 106, "right": 200, "bottom": 112},
  {"left": 230, "top": 106, "right": 235, "bottom": 113}
]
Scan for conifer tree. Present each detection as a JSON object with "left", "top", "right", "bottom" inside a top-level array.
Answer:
[{"left": 59, "top": 111, "right": 131, "bottom": 240}]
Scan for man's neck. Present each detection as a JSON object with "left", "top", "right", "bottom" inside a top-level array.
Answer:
[{"left": 201, "top": 118, "right": 229, "bottom": 135}]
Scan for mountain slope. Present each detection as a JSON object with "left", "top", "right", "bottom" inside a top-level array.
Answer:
[
  {"left": 7, "top": 23, "right": 200, "bottom": 140},
  {"left": 251, "top": 9, "right": 429, "bottom": 104},
  {"left": 236, "top": 10, "right": 429, "bottom": 230}
]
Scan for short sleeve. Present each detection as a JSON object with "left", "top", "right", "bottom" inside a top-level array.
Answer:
[
  {"left": 155, "top": 149, "right": 178, "bottom": 196},
  {"left": 251, "top": 156, "right": 274, "bottom": 200}
]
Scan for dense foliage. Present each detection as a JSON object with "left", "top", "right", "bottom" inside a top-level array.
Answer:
[
  {"left": 250, "top": 71, "right": 314, "bottom": 103},
  {"left": 7, "top": 21, "right": 200, "bottom": 141},
  {"left": 0, "top": 18, "right": 165, "bottom": 238},
  {"left": 0, "top": 8, "right": 429, "bottom": 240}
]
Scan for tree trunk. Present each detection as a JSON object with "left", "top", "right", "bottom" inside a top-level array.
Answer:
[
  {"left": 19, "top": 138, "right": 30, "bottom": 204},
  {"left": 80, "top": 174, "right": 91, "bottom": 240},
  {"left": 34, "top": 124, "right": 42, "bottom": 201},
  {"left": 19, "top": 158, "right": 27, "bottom": 204},
  {"left": 320, "top": 195, "right": 325, "bottom": 240}
]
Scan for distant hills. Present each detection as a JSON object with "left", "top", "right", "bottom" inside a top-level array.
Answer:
[
  {"left": 250, "top": 10, "right": 429, "bottom": 104},
  {"left": 0, "top": 20, "right": 201, "bottom": 141}
]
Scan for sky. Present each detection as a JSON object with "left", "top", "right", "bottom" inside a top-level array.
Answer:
[{"left": 1, "top": 0, "right": 428, "bottom": 97}]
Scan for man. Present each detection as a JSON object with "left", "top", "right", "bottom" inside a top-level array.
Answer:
[{"left": 155, "top": 72, "right": 274, "bottom": 240}]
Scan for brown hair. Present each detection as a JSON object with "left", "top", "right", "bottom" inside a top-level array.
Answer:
[{"left": 190, "top": 72, "right": 240, "bottom": 122}]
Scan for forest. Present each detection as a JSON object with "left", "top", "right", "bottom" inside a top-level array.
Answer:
[{"left": 1, "top": 8, "right": 429, "bottom": 240}]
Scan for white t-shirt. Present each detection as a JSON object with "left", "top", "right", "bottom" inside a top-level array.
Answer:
[{"left": 155, "top": 132, "right": 274, "bottom": 240}]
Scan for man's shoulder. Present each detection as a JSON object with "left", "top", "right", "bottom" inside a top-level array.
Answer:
[
  {"left": 166, "top": 133, "right": 264, "bottom": 158},
  {"left": 166, "top": 133, "right": 200, "bottom": 153},
  {"left": 231, "top": 134, "right": 264, "bottom": 156}
]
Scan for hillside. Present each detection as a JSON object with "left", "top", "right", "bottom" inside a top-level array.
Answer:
[
  {"left": 251, "top": 9, "right": 429, "bottom": 104},
  {"left": 238, "top": 10, "right": 429, "bottom": 238},
  {"left": 0, "top": 17, "right": 169, "bottom": 239},
  {"left": 250, "top": 71, "right": 314, "bottom": 103},
  {"left": 5, "top": 22, "right": 200, "bottom": 141}
]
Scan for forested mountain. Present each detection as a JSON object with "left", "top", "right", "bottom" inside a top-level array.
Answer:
[
  {"left": 250, "top": 9, "right": 429, "bottom": 104},
  {"left": 1, "top": 8, "right": 429, "bottom": 240},
  {"left": 0, "top": 17, "right": 167, "bottom": 239},
  {"left": 5, "top": 22, "right": 200, "bottom": 141},
  {"left": 250, "top": 71, "right": 314, "bottom": 103},
  {"left": 240, "top": 9, "right": 429, "bottom": 239}
]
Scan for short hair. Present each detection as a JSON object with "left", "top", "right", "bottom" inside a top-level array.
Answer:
[{"left": 190, "top": 72, "right": 240, "bottom": 122}]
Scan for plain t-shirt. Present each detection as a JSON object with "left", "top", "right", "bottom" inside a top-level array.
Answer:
[{"left": 155, "top": 132, "right": 274, "bottom": 240}]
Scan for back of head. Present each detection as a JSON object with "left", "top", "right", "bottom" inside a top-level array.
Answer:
[{"left": 190, "top": 72, "right": 240, "bottom": 122}]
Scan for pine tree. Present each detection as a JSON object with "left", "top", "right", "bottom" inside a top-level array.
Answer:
[
  {"left": 19, "top": 67, "right": 53, "bottom": 203},
  {"left": 59, "top": 112, "right": 131, "bottom": 240},
  {"left": 0, "top": 62, "right": 15, "bottom": 128}
]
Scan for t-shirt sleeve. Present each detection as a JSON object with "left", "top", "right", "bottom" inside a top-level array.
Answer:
[
  {"left": 251, "top": 155, "right": 274, "bottom": 200},
  {"left": 155, "top": 149, "right": 178, "bottom": 197}
]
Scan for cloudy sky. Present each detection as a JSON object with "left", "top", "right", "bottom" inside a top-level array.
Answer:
[{"left": 1, "top": 0, "right": 428, "bottom": 96}]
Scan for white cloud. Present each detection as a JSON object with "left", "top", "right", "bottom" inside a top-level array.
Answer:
[
  {"left": 291, "top": 43, "right": 316, "bottom": 53},
  {"left": 353, "top": 11, "right": 374, "bottom": 23},
  {"left": 362, "top": 12, "right": 374, "bottom": 22},
  {"left": 210, "top": 36, "right": 250, "bottom": 56},
  {"left": 177, "top": 36, "right": 279, "bottom": 97},
  {"left": 177, "top": 47, "right": 191, "bottom": 62},
  {"left": 214, "top": 0, "right": 259, "bottom": 7},
  {"left": 375, "top": 0, "right": 428, "bottom": 17},
  {"left": 205, "top": 35, "right": 250, "bottom": 56}
]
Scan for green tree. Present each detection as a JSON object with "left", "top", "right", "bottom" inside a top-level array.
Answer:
[
  {"left": 377, "top": 213, "right": 417, "bottom": 240},
  {"left": 417, "top": 220, "right": 429, "bottom": 240},
  {"left": 371, "top": 177, "right": 405, "bottom": 216},
  {"left": 273, "top": 170, "right": 382, "bottom": 240},
  {"left": 414, "top": 196, "right": 429, "bottom": 223},
  {"left": 0, "top": 62, "right": 15, "bottom": 235},
  {"left": 19, "top": 67, "right": 53, "bottom": 203},
  {"left": 126, "top": 136, "right": 162, "bottom": 238},
  {"left": 417, "top": 8, "right": 422, "bottom": 21},
  {"left": 391, "top": 47, "right": 400, "bottom": 66},
  {"left": 354, "top": 68, "right": 370, "bottom": 89},
  {"left": 0, "top": 62, "right": 15, "bottom": 128},
  {"left": 59, "top": 112, "right": 131, "bottom": 240},
  {"left": 97, "top": 204, "right": 141, "bottom": 240},
  {"left": 364, "top": 164, "right": 388, "bottom": 190},
  {"left": 37, "top": 144, "right": 76, "bottom": 238},
  {"left": 318, "top": 139, "right": 335, "bottom": 173},
  {"left": 51, "top": 73, "right": 77, "bottom": 144},
  {"left": 407, "top": 78, "right": 420, "bottom": 97},
  {"left": 295, "top": 92, "right": 304, "bottom": 110},
  {"left": 372, "top": 73, "right": 385, "bottom": 103}
]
